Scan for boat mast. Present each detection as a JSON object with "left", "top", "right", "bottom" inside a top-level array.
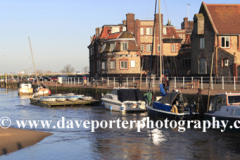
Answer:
[
  {"left": 28, "top": 37, "right": 39, "bottom": 85},
  {"left": 159, "top": 0, "right": 162, "bottom": 83}
]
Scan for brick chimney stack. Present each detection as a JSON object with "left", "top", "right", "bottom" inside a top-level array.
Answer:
[
  {"left": 126, "top": 13, "right": 135, "bottom": 33},
  {"left": 184, "top": 17, "right": 188, "bottom": 29}
]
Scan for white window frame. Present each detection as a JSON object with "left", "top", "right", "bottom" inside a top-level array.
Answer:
[
  {"left": 198, "top": 59, "right": 207, "bottom": 74},
  {"left": 110, "top": 61, "right": 116, "bottom": 69},
  {"left": 146, "top": 28, "right": 153, "bottom": 35},
  {"left": 102, "top": 62, "right": 105, "bottom": 70},
  {"left": 200, "top": 38, "right": 205, "bottom": 49},
  {"left": 172, "top": 44, "right": 176, "bottom": 52},
  {"left": 110, "top": 43, "right": 116, "bottom": 51},
  {"left": 120, "top": 61, "right": 128, "bottom": 69},
  {"left": 147, "top": 44, "right": 152, "bottom": 52},
  {"left": 223, "top": 59, "right": 229, "bottom": 67},
  {"left": 140, "top": 28, "right": 144, "bottom": 35},
  {"left": 130, "top": 60, "right": 135, "bottom": 68},
  {"left": 122, "top": 27, "right": 126, "bottom": 31},
  {"left": 221, "top": 36, "right": 230, "bottom": 48},
  {"left": 121, "top": 42, "right": 128, "bottom": 51}
]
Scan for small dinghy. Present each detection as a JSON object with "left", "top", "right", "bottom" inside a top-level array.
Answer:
[
  {"left": 67, "top": 98, "right": 78, "bottom": 102},
  {"left": 51, "top": 94, "right": 62, "bottom": 97},
  {"left": 64, "top": 93, "right": 75, "bottom": 96},
  {"left": 40, "top": 97, "right": 56, "bottom": 102},
  {"left": 55, "top": 97, "right": 66, "bottom": 102},
  {"left": 81, "top": 96, "right": 93, "bottom": 101}
]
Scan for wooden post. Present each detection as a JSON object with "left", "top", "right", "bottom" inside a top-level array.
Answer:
[{"left": 207, "top": 52, "right": 214, "bottom": 112}]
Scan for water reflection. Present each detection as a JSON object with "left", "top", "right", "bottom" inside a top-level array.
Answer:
[{"left": 1, "top": 88, "right": 240, "bottom": 159}]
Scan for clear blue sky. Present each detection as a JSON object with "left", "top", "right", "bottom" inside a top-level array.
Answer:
[{"left": 0, "top": 0, "right": 239, "bottom": 74}]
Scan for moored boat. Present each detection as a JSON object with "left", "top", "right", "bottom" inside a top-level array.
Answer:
[
  {"left": 101, "top": 88, "right": 146, "bottom": 112},
  {"left": 205, "top": 92, "right": 240, "bottom": 132},
  {"left": 40, "top": 97, "right": 56, "bottom": 102},
  {"left": 146, "top": 91, "right": 199, "bottom": 120},
  {"left": 18, "top": 82, "right": 33, "bottom": 95}
]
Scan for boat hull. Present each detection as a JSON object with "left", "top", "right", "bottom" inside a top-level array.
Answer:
[
  {"left": 205, "top": 114, "right": 240, "bottom": 132},
  {"left": 146, "top": 106, "right": 198, "bottom": 120},
  {"left": 101, "top": 98, "right": 146, "bottom": 112}
]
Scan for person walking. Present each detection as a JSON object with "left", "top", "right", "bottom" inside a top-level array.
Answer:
[{"left": 119, "top": 74, "right": 123, "bottom": 87}]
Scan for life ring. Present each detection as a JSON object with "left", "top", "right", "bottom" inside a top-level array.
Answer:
[{"left": 171, "top": 105, "right": 178, "bottom": 114}]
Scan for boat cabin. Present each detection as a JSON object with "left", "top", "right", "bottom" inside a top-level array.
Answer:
[
  {"left": 19, "top": 83, "right": 32, "bottom": 89},
  {"left": 208, "top": 93, "right": 240, "bottom": 117}
]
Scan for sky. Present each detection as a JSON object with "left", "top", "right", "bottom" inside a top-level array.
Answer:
[{"left": 0, "top": 0, "right": 239, "bottom": 74}]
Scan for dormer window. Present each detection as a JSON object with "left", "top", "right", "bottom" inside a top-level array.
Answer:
[
  {"left": 110, "top": 43, "right": 116, "bottom": 51},
  {"left": 221, "top": 36, "right": 230, "bottom": 48},
  {"left": 121, "top": 42, "right": 128, "bottom": 51}
]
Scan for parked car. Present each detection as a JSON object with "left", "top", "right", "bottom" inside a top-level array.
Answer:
[{"left": 51, "top": 76, "right": 58, "bottom": 82}]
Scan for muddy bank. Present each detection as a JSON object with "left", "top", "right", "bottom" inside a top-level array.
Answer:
[{"left": 0, "top": 128, "right": 52, "bottom": 155}]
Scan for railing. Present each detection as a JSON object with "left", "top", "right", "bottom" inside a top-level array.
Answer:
[{"left": 58, "top": 76, "right": 240, "bottom": 91}]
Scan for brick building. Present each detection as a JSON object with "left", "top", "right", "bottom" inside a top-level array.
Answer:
[
  {"left": 88, "top": 13, "right": 192, "bottom": 77},
  {"left": 191, "top": 2, "right": 240, "bottom": 77}
]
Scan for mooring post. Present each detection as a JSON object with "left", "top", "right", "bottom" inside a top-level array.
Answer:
[{"left": 107, "top": 77, "right": 109, "bottom": 86}]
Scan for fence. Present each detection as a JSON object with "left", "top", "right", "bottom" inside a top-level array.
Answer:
[{"left": 59, "top": 76, "right": 240, "bottom": 91}]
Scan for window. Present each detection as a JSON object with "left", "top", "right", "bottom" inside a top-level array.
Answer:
[
  {"left": 122, "top": 27, "right": 126, "bottom": 31},
  {"left": 172, "top": 44, "right": 176, "bottom": 52},
  {"left": 221, "top": 36, "right": 230, "bottom": 48},
  {"left": 121, "top": 42, "right": 128, "bottom": 51},
  {"left": 146, "top": 28, "right": 153, "bottom": 35},
  {"left": 158, "top": 45, "right": 160, "bottom": 52},
  {"left": 147, "top": 44, "right": 152, "bottom": 52},
  {"left": 110, "top": 43, "right": 115, "bottom": 51},
  {"left": 228, "top": 96, "right": 240, "bottom": 104},
  {"left": 163, "top": 27, "right": 167, "bottom": 35},
  {"left": 200, "top": 38, "right": 205, "bottom": 49},
  {"left": 140, "top": 45, "right": 144, "bottom": 52},
  {"left": 223, "top": 59, "right": 229, "bottom": 67},
  {"left": 102, "top": 44, "right": 106, "bottom": 52},
  {"left": 120, "top": 61, "right": 128, "bottom": 69},
  {"left": 140, "top": 28, "right": 144, "bottom": 35},
  {"left": 181, "top": 59, "right": 191, "bottom": 68},
  {"left": 198, "top": 59, "right": 207, "bottom": 74},
  {"left": 130, "top": 60, "right": 135, "bottom": 67},
  {"left": 102, "top": 62, "right": 105, "bottom": 70},
  {"left": 110, "top": 61, "right": 115, "bottom": 69}
]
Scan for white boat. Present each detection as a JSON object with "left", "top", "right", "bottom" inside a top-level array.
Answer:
[
  {"left": 64, "top": 93, "right": 75, "bottom": 96},
  {"left": 40, "top": 97, "right": 56, "bottom": 102},
  {"left": 205, "top": 92, "right": 240, "bottom": 132},
  {"left": 51, "top": 94, "right": 62, "bottom": 97},
  {"left": 55, "top": 97, "right": 66, "bottom": 102},
  {"left": 67, "top": 98, "right": 78, "bottom": 102},
  {"left": 18, "top": 83, "right": 33, "bottom": 95},
  {"left": 101, "top": 88, "right": 146, "bottom": 112},
  {"left": 81, "top": 96, "right": 93, "bottom": 101}
]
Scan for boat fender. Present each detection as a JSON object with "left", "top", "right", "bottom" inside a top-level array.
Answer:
[
  {"left": 132, "top": 104, "right": 137, "bottom": 108},
  {"left": 171, "top": 105, "right": 178, "bottom": 114}
]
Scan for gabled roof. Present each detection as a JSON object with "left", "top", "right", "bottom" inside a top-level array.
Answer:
[
  {"left": 203, "top": 2, "right": 240, "bottom": 34},
  {"left": 163, "top": 27, "right": 181, "bottom": 39},
  {"left": 98, "top": 26, "right": 111, "bottom": 39},
  {"left": 184, "top": 34, "right": 191, "bottom": 45}
]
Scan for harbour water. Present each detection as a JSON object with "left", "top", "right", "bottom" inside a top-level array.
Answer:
[{"left": 0, "top": 88, "right": 240, "bottom": 159}]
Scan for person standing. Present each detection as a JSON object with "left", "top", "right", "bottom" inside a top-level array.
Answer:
[
  {"left": 83, "top": 76, "right": 87, "bottom": 87},
  {"left": 119, "top": 74, "right": 123, "bottom": 87},
  {"left": 194, "top": 88, "right": 204, "bottom": 118},
  {"left": 94, "top": 74, "right": 99, "bottom": 87}
]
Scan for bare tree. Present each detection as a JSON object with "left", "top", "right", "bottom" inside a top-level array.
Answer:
[
  {"left": 62, "top": 64, "right": 75, "bottom": 73},
  {"left": 82, "top": 66, "right": 89, "bottom": 73}
]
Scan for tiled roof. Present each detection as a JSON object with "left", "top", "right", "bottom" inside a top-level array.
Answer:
[
  {"left": 105, "top": 32, "right": 121, "bottom": 40},
  {"left": 98, "top": 26, "right": 111, "bottom": 39},
  {"left": 184, "top": 34, "right": 191, "bottom": 44},
  {"left": 163, "top": 27, "right": 181, "bottom": 39},
  {"left": 204, "top": 2, "right": 240, "bottom": 34}
]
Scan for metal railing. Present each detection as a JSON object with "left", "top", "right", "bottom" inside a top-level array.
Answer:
[{"left": 59, "top": 76, "right": 240, "bottom": 91}]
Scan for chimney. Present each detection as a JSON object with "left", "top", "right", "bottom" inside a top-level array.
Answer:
[
  {"left": 122, "top": 20, "right": 126, "bottom": 25},
  {"left": 126, "top": 13, "right": 135, "bottom": 33},
  {"left": 184, "top": 17, "right": 188, "bottom": 29},
  {"left": 95, "top": 27, "right": 99, "bottom": 37},
  {"left": 167, "top": 19, "right": 171, "bottom": 26}
]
